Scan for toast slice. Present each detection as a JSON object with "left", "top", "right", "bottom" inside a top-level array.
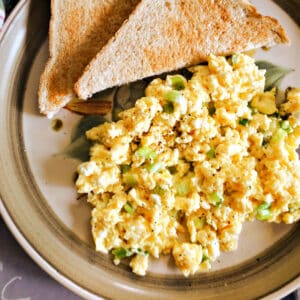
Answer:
[
  {"left": 75, "top": 0, "right": 289, "bottom": 100},
  {"left": 39, "top": 0, "right": 139, "bottom": 118}
]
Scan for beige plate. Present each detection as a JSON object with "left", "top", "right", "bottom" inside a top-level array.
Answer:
[{"left": 0, "top": 0, "right": 300, "bottom": 299}]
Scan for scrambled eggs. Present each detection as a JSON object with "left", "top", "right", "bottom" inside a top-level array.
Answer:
[{"left": 76, "top": 54, "right": 300, "bottom": 276}]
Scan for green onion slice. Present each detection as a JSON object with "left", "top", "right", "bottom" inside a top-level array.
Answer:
[
  {"left": 120, "top": 165, "right": 131, "bottom": 174},
  {"left": 123, "top": 202, "right": 135, "bottom": 215},
  {"left": 163, "top": 102, "right": 174, "bottom": 113},
  {"left": 112, "top": 247, "right": 133, "bottom": 260},
  {"left": 146, "top": 161, "right": 163, "bottom": 173},
  {"left": 152, "top": 185, "right": 166, "bottom": 196},
  {"left": 136, "top": 248, "right": 149, "bottom": 256},
  {"left": 193, "top": 217, "right": 206, "bottom": 229},
  {"left": 165, "top": 90, "right": 184, "bottom": 103},
  {"left": 176, "top": 180, "right": 190, "bottom": 196},
  {"left": 208, "top": 106, "right": 216, "bottom": 116},
  {"left": 168, "top": 166, "right": 177, "bottom": 174},
  {"left": 271, "top": 128, "right": 287, "bottom": 143},
  {"left": 239, "top": 118, "right": 249, "bottom": 126},
  {"left": 209, "top": 192, "right": 223, "bottom": 206},
  {"left": 231, "top": 54, "right": 238, "bottom": 65},
  {"left": 166, "top": 75, "right": 187, "bottom": 90},
  {"left": 206, "top": 148, "right": 216, "bottom": 159},
  {"left": 123, "top": 174, "right": 137, "bottom": 188},
  {"left": 135, "top": 147, "right": 157, "bottom": 160},
  {"left": 256, "top": 202, "right": 271, "bottom": 221},
  {"left": 279, "top": 120, "right": 292, "bottom": 133}
]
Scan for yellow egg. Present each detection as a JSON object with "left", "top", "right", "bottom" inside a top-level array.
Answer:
[{"left": 76, "top": 53, "right": 300, "bottom": 277}]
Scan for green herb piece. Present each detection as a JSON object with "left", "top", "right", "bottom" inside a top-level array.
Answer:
[
  {"left": 163, "top": 102, "right": 174, "bottom": 113},
  {"left": 146, "top": 162, "right": 163, "bottom": 173},
  {"left": 152, "top": 185, "right": 166, "bottom": 196},
  {"left": 168, "top": 166, "right": 177, "bottom": 174},
  {"left": 279, "top": 120, "right": 292, "bottom": 133},
  {"left": 123, "top": 202, "right": 135, "bottom": 215},
  {"left": 136, "top": 248, "right": 149, "bottom": 256},
  {"left": 120, "top": 165, "right": 131, "bottom": 174},
  {"left": 176, "top": 180, "right": 190, "bottom": 196},
  {"left": 166, "top": 75, "right": 187, "bottom": 90},
  {"left": 123, "top": 174, "right": 137, "bottom": 188},
  {"left": 201, "top": 254, "right": 210, "bottom": 263},
  {"left": 193, "top": 217, "right": 206, "bottom": 229},
  {"left": 256, "top": 202, "right": 271, "bottom": 221},
  {"left": 112, "top": 247, "right": 133, "bottom": 260},
  {"left": 135, "top": 147, "right": 157, "bottom": 160},
  {"left": 208, "top": 106, "right": 216, "bottom": 116},
  {"left": 239, "top": 118, "right": 249, "bottom": 126},
  {"left": 271, "top": 128, "right": 287, "bottom": 143},
  {"left": 206, "top": 148, "right": 216, "bottom": 159},
  {"left": 165, "top": 90, "right": 184, "bottom": 103},
  {"left": 231, "top": 54, "right": 238, "bottom": 65},
  {"left": 209, "top": 192, "right": 223, "bottom": 206}
]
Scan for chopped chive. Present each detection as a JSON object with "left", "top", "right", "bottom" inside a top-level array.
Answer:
[
  {"left": 271, "top": 128, "right": 287, "bottom": 143},
  {"left": 166, "top": 75, "right": 187, "bottom": 90},
  {"left": 165, "top": 90, "right": 184, "bottom": 103},
  {"left": 206, "top": 148, "right": 216, "bottom": 159},
  {"left": 176, "top": 180, "right": 190, "bottom": 196},
  {"left": 201, "top": 254, "right": 210, "bottom": 262},
  {"left": 193, "top": 217, "right": 206, "bottom": 229},
  {"left": 231, "top": 54, "right": 238, "bottom": 65},
  {"left": 120, "top": 165, "right": 131, "bottom": 174},
  {"left": 123, "top": 202, "right": 135, "bottom": 215},
  {"left": 146, "top": 161, "right": 163, "bottom": 173},
  {"left": 163, "top": 102, "right": 174, "bottom": 113},
  {"left": 112, "top": 247, "right": 133, "bottom": 260},
  {"left": 123, "top": 174, "right": 137, "bottom": 188},
  {"left": 168, "top": 166, "right": 177, "bottom": 174},
  {"left": 239, "top": 118, "right": 249, "bottom": 126},
  {"left": 136, "top": 248, "right": 149, "bottom": 256},
  {"left": 279, "top": 120, "right": 292, "bottom": 133},
  {"left": 256, "top": 202, "right": 271, "bottom": 221},
  {"left": 208, "top": 106, "right": 216, "bottom": 116},
  {"left": 152, "top": 185, "right": 166, "bottom": 196},
  {"left": 209, "top": 192, "right": 223, "bottom": 206},
  {"left": 135, "top": 147, "right": 157, "bottom": 160}
]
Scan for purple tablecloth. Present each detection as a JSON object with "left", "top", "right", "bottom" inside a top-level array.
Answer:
[{"left": 0, "top": 217, "right": 81, "bottom": 300}]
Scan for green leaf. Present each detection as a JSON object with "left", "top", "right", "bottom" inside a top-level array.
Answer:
[
  {"left": 71, "top": 115, "right": 106, "bottom": 142},
  {"left": 62, "top": 135, "right": 92, "bottom": 162},
  {"left": 256, "top": 61, "right": 293, "bottom": 91}
]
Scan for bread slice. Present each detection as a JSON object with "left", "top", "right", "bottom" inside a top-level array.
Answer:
[
  {"left": 39, "top": 0, "right": 139, "bottom": 118},
  {"left": 75, "top": 0, "right": 289, "bottom": 100}
]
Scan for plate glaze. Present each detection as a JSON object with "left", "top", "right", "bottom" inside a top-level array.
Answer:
[{"left": 0, "top": 0, "right": 300, "bottom": 299}]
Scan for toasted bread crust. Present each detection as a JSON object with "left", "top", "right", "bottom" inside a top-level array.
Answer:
[
  {"left": 75, "top": 0, "right": 289, "bottom": 99},
  {"left": 39, "top": 0, "right": 139, "bottom": 118}
]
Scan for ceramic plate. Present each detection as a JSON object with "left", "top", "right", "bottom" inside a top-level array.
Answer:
[{"left": 0, "top": 0, "right": 300, "bottom": 299}]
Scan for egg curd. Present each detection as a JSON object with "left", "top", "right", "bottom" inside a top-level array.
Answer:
[{"left": 76, "top": 54, "right": 300, "bottom": 277}]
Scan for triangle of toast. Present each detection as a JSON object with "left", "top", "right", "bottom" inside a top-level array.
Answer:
[
  {"left": 75, "top": 0, "right": 289, "bottom": 99},
  {"left": 39, "top": 0, "right": 139, "bottom": 118}
]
